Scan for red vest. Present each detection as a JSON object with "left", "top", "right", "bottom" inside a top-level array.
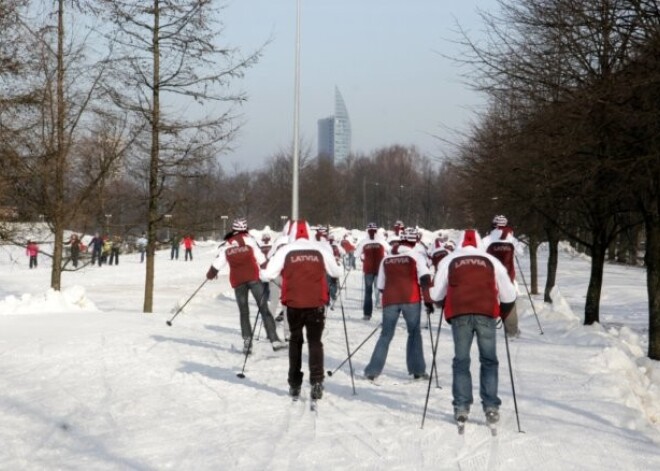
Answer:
[
  {"left": 281, "top": 249, "right": 329, "bottom": 308},
  {"left": 445, "top": 255, "right": 500, "bottom": 321},
  {"left": 381, "top": 255, "right": 421, "bottom": 306},
  {"left": 341, "top": 239, "right": 355, "bottom": 253},
  {"left": 362, "top": 242, "right": 385, "bottom": 275},
  {"left": 486, "top": 242, "right": 515, "bottom": 281},
  {"left": 225, "top": 237, "right": 259, "bottom": 288}
]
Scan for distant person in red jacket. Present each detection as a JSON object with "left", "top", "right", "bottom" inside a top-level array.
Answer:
[
  {"left": 183, "top": 234, "right": 195, "bottom": 261},
  {"left": 364, "top": 227, "right": 433, "bottom": 381},
  {"left": 206, "top": 219, "right": 285, "bottom": 354},
  {"left": 483, "top": 215, "right": 522, "bottom": 338},
  {"left": 431, "top": 228, "right": 516, "bottom": 428},
  {"left": 340, "top": 234, "right": 356, "bottom": 269},
  {"left": 26, "top": 240, "right": 39, "bottom": 268},
  {"left": 261, "top": 220, "right": 343, "bottom": 402},
  {"left": 355, "top": 223, "right": 389, "bottom": 320},
  {"left": 430, "top": 238, "right": 454, "bottom": 271}
]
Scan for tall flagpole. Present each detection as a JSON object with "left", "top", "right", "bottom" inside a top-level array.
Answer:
[{"left": 291, "top": 0, "right": 301, "bottom": 219}]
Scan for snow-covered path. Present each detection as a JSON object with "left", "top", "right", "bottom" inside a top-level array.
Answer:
[{"left": 1, "top": 241, "right": 659, "bottom": 470}]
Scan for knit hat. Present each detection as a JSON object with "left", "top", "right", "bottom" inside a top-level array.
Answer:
[
  {"left": 492, "top": 215, "right": 508, "bottom": 227},
  {"left": 402, "top": 227, "right": 418, "bottom": 243},
  {"left": 287, "top": 220, "right": 311, "bottom": 242},
  {"left": 232, "top": 218, "right": 248, "bottom": 232}
]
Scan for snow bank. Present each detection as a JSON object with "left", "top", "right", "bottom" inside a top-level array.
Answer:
[
  {"left": 543, "top": 285, "right": 660, "bottom": 431},
  {"left": 0, "top": 285, "right": 98, "bottom": 315}
]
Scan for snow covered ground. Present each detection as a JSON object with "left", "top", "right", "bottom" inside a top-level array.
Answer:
[{"left": 0, "top": 234, "right": 659, "bottom": 470}]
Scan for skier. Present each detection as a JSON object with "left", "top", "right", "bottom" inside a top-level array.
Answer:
[
  {"left": 101, "top": 236, "right": 112, "bottom": 265},
  {"left": 260, "top": 220, "right": 342, "bottom": 403},
  {"left": 388, "top": 220, "right": 405, "bottom": 253},
  {"left": 108, "top": 235, "right": 121, "bottom": 265},
  {"left": 136, "top": 232, "right": 147, "bottom": 263},
  {"left": 183, "top": 234, "right": 195, "bottom": 261},
  {"left": 430, "top": 229, "right": 516, "bottom": 431},
  {"left": 170, "top": 232, "right": 181, "bottom": 260},
  {"left": 88, "top": 233, "right": 104, "bottom": 266},
  {"left": 483, "top": 215, "right": 522, "bottom": 337},
  {"left": 206, "top": 218, "right": 286, "bottom": 354},
  {"left": 65, "top": 234, "right": 82, "bottom": 268},
  {"left": 354, "top": 222, "right": 389, "bottom": 320},
  {"left": 340, "top": 233, "right": 356, "bottom": 269},
  {"left": 267, "top": 222, "right": 291, "bottom": 339},
  {"left": 314, "top": 226, "right": 338, "bottom": 305},
  {"left": 26, "top": 240, "right": 39, "bottom": 268},
  {"left": 430, "top": 238, "right": 454, "bottom": 271},
  {"left": 363, "top": 227, "right": 433, "bottom": 381},
  {"left": 327, "top": 233, "right": 345, "bottom": 303}
]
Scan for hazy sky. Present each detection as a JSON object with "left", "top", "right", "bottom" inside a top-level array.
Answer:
[{"left": 220, "top": 0, "right": 497, "bottom": 169}]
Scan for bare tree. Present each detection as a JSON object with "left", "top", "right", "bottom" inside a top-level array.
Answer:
[
  {"left": 0, "top": 1, "right": 129, "bottom": 288},
  {"left": 98, "top": 0, "right": 261, "bottom": 312}
]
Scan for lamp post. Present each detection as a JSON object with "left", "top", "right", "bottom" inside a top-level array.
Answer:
[
  {"left": 221, "top": 215, "right": 228, "bottom": 236},
  {"left": 291, "top": 0, "right": 302, "bottom": 219},
  {"left": 105, "top": 214, "right": 112, "bottom": 234}
]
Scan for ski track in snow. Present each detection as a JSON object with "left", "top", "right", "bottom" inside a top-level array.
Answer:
[{"left": 1, "top": 239, "right": 659, "bottom": 470}]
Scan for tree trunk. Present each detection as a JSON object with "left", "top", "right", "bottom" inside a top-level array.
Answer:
[
  {"left": 528, "top": 234, "right": 539, "bottom": 295},
  {"left": 644, "top": 209, "right": 660, "bottom": 360},
  {"left": 584, "top": 230, "right": 607, "bottom": 325},
  {"left": 544, "top": 225, "right": 559, "bottom": 303},
  {"left": 51, "top": 0, "right": 66, "bottom": 291},
  {"left": 143, "top": 0, "right": 160, "bottom": 313}
]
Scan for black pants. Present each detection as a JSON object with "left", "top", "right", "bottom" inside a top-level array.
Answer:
[
  {"left": 287, "top": 306, "right": 326, "bottom": 387},
  {"left": 109, "top": 248, "right": 119, "bottom": 265}
]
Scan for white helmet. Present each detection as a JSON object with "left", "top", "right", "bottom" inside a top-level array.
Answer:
[
  {"left": 492, "top": 215, "right": 508, "bottom": 227},
  {"left": 232, "top": 218, "right": 248, "bottom": 232}
]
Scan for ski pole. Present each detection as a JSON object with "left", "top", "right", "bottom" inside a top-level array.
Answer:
[
  {"left": 504, "top": 328, "right": 524, "bottom": 433},
  {"left": 421, "top": 308, "right": 444, "bottom": 429},
  {"left": 255, "top": 317, "right": 263, "bottom": 341},
  {"left": 327, "top": 323, "right": 381, "bottom": 377},
  {"left": 426, "top": 311, "right": 441, "bottom": 389},
  {"left": 166, "top": 279, "right": 209, "bottom": 326},
  {"left": 236, "top": 309, "right": 261, "bottom": 379},
  {"left": 338, "top": 292, "right": 357, "bottom": 394},
  {"left": 515, "top": 255, "right": 544, "bottom": 334},
  {"left": 236, "top": 285, "right": 270, "bottom": 379}
]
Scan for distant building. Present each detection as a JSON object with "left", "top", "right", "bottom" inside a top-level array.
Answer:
[{"left": 317, "top": 87, "right": 351, "bottom": 164}]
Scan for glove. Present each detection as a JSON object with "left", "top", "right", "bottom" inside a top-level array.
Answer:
[
  {"left": 500, "top": 301, "right": 515, "bottom": 320},
  {"left": 206, "top": 266, "right": 219, "bottom": 280},
  {"left": 424, "top": 302, "right": 435, "bottom": 315}
]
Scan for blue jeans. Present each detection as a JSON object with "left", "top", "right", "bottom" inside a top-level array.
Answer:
[
  {"left": 450, "top": 315, "right": 501, "bottom": 413},
  {"left": 364, "top": 303, "right": 426, "bottom": 377},
  {"left": 327, "top": 274, "right": 338, "bottom": 301},
  {"left": 234, "top": 281, "right": 280, "bottom": 342},
  {"left": 363, "top": 273, "right": 380, "bottom": 317}
]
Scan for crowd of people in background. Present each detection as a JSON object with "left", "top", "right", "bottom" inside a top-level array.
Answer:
[{"left": 24, "top": 229, "right": 199, "bottom": 269}]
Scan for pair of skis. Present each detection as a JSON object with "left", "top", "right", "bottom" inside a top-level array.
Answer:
[
  {"left": 456, "top": 417, "right": 497, "bottom": 436},
  {"left": 291, "top": 392, "right": 318, "bottom": 411}
]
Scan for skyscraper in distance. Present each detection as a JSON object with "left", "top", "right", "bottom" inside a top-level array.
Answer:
[{"left": 317, "top": 87, "right": 351, "bottom": 164}]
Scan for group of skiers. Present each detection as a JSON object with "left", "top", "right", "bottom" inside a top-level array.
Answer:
[{"left": 204, "top": 214, "right": 523, "bottom": 426}]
